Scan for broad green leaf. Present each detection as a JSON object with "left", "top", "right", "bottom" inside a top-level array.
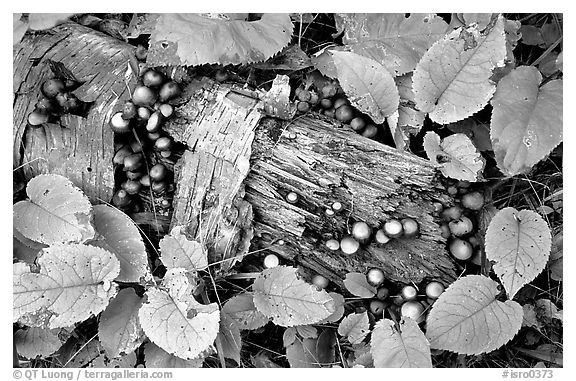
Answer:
[
  {"left": 426, "top": 275, "right": 523, "bottom": 355},
  {"left": 222, "top": 293, "right": 269, "bottom": 330},
  {"left": 28, "top": 13, "right": 74, "bottom": 30},
  {"left": 335, "top": 13, "right": 449, "bottom": 76},
  {"left": 159, "top": 225, "right": 208, "bottom": 272},
  {"left": 371, "top": 318, "right": 432, "bottom": 368},
  {"left": 14, "top": 328, "right": 62, "bottom": 359},
  {"left": 253, "top": 266, "right": 335, "bottom": 327},
  {"left": 217, "top": 312, "right": 242, "bottom": 364},
  {"left": 490, "top": 66, "right": 563, "bottom": 176},
  {"left": 344, "top": 272, "right": 377, "bottom": 298},
  {"left": 413, "top": 15, "right": 506, "bottom": 123},
  {"left": 148, "top": 13, "right": 293, "bottom": 66},
  {"left": 90, "top": 205, "right": 151, "bottom": 283},
  {"left": 485, "top": 208, "right": 551, "bottom": 299},
  {"left": 13, "top": 174, "right": 95, "bottom": 245},
  {"left": 337, "top": 312, "right": 369, "bottom": 345},
  {"left": 98, "top": 288, "right": 145, "bottom": 358},
  {"left": 423, "top": 132, "right": 485, "bottom": 182},
  {"left": 331, "top": 50, "right": 399, "bottom": 124},
  {"left": 139, "top": 288, "right": 220, "bottom": 360},
  {"left": 144, "top": 342, "right": 205, "bottom": 368},
  {"left": 286, "top": 338, "right": 321, "bottom": 368},
  {"left": 13, "top": 244, "right": 119, "bottom": 329}
]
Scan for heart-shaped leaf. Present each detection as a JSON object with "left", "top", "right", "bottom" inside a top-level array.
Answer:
[
  {"left": 139, "top": 288, "right": 220, "bottom": 360},
  {"left": 98, "top": 288, "right": 145, "bottom": 358},
  {"left": 490, "top": 66, "right": 563, "bottom": 176},
  {"left": 13, "top": 244, "right": 120, "bottom": 329},
  {"left": 331, "top": 50, "right": 399, "bottom": 124},
  {"left": 148, "top": 13, "right": 293, "bottom": 66},
  {"left": 338, "top": 312, "right": 370, "bottom": 344},
  {"left": 253, "top": 266, "right": 335, "bottom": 327},
  {"left": 426, "top": 275, "right": 523, "bottom": 355},
  {"left": 413, "top": 15, "right": 506, "bottom": 123},
  {"left": 90, "top": 205, "right": 151, "bottom": 283},
  {"left": 371, "top": 318, "right": 432, "bottom": 368},
  {"left": 221, "top": 293, "right": 270, "bottom": 330},
  {"left": 13, "top": 174, "right": 95, "bottom": 245},
  {"left": 485, "top": 207, "right": 552, "bottom": 299},
  {"left": 423, "top": 132, "right": 485, "bottom": 182},
  {"left": 344, "top": 272, "right": 377, "bottom": 298},
  {"left": 159, "top": 225, "right": 208, "bottom": 272}
]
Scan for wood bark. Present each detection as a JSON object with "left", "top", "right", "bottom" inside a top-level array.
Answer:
[{"left": 13, "top": 23, "right": 137, "bottom": 203}]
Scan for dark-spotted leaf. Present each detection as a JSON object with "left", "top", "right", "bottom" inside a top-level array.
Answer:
[
  {"left": 13, "top": 244, "right": 120, "bottom": 329},
  {"left": 13, "top": 174, "right": 95, "bottom": 245},
  {"left": 90, "top": 205, "right": 150, "bottom": 283},
  {"left": 139, "top": 288, "right": 220, "bottom": 360},
  {"left": 144, "top": 342, "right": 205, "bottom": 368},
  {"left": 148, "top": 14, "right": 293, "bottom": 66},
  {"left": 490, "top": 66, "right": 563, "bottom": 176},
  {"left": 423, "top": 132, "right": 485, "bottom": 181},
  {"left": 159, "top": 225, "right": 208, "bottom": 272},
  {"left": 335, "top": 13, "right": 449, "bottom": 76},
  {"left": 426, "top": 275, "right": 523, "bottom": 355},
  {"left": 413, "top": 15, "right": 506, "bottom": 123},
  {"left": 331, "top": 50, "right": 399, "bottom": 124},
  {"left": 371, "top": 318, "right": 432, "bottom": 368},
  {"left": 337, "top": 312, "right": 369, "bottom": 345},
  {"left": 98, "top": 288, "right": 145, "bottom": 358},
  {"left": 14, "top": 328, "right": 62, "bottom": 359},
  {"left": 217, "top": 312, "right": 242, "bottom": 364},
  {"left": 221, "top": 293, "right": 269, "bottom": 330},
  {"left": 344, "top": 272, "right": 377, "bottom": 298},
  {"left": 485, "top": 207, "right": 552, "bottom": 300},
  {"left": 252, "top": 266, "right": 335, "bottom": 327}
]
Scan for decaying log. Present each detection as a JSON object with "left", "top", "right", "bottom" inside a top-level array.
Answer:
[
  {"left": 165, "top": 82, "right": 458, "bottom": 286},
  {"left": 13, "top": 23, "right": 137, "bottom": 203}
]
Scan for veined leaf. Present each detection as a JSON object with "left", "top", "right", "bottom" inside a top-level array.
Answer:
[
  {"left": 485, "top": 208, "right": 552, "bottom": 299},
  {"left": 371, "top": 318, "right": 432, "bottom": 368},
  {"left": 490, "top": 66, "right": 563, "bottom": 176},
  {"left": 148, "top": 13, "right": 293, "bottom": 66},
  {"left": 426, "top": 275, "right": 523, "bottom": 355},
  {"left": 337, "top": 312, "right": 369, "bottom": 345},
  {"left": 159, "top": 225, "right": 208, "bottom": 272},
  {"left": 13, "top": 174, "right": 95, "bottom": 245},
  {"left": 14, "top": 328, "right": 62, "bottom": 359},
  {"left": 13, "top": 244, "right": 120, "bottom": 329},
  {"left": 253, "top": 266, "right": 335, "bottom": 327},
  {"left": 335, "top": 13, "right": 449, "bottom": 76},
  {"left": 413, "top": 15, "right": 506, "bottom": 123},
  {"left": 222, "top": 293, "right": 270, "bottom": 330}
]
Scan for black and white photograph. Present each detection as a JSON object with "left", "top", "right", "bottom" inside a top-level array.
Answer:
[{"left": 11, "top": 11, "right": 565, "bottom": 374}]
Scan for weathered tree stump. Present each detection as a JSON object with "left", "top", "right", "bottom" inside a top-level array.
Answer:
[
  {"left": 164, "top": 82, "right": 458, "bottom": 287},
  {"left": 13, "top": 23, "right": 137, "bottom": 203}
]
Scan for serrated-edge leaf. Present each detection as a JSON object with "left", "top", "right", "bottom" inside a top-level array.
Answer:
[
  {"left": 90, "top": 205, "right": 151, "bottom": 283},
  {"left": 344, "top": 272, "right": 377, "bottom": 298},
  {"left": 331, "top": 50, "right": 399, "bottom": 123},
  {"left": 13, "top": 244, "right": 120, "bottom": 329},
  {"left": 253, "top": 266, "right": 335, "bottom": 327},
  {"left": 14, "top": 327, "right": 62, "bottom": 359},
  {"left": 13, "top": 174, "right": 95, "bottom": 245},
  {"left": 413, "top": 15, "right": 506, "bottom": 124},
  {"left": 490, "top": 66, "right": 563, "bottom": 176},
  {"left": 426, "top": 275, "right": 523, "bottom": 355},
  {"left": 337, "top": 312, "right": 370, "bottom": 345},
  {"left": 98, "top": 288, "right": 145, "bottom": 358},
  {"left": 371, "top": 318, "right": 432, "bottom": 368},
  {"left": 222, "top": 293, "right": 269, "bottom": 330},
  {"left": 485, "top": 208, "right": 552, "bottom": 299},
  {"left": 139, "top": 288, "right": 220, "bottom": 360},
  {"left": 159, "top": 225, "right": 208, "bottom": 272}
]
